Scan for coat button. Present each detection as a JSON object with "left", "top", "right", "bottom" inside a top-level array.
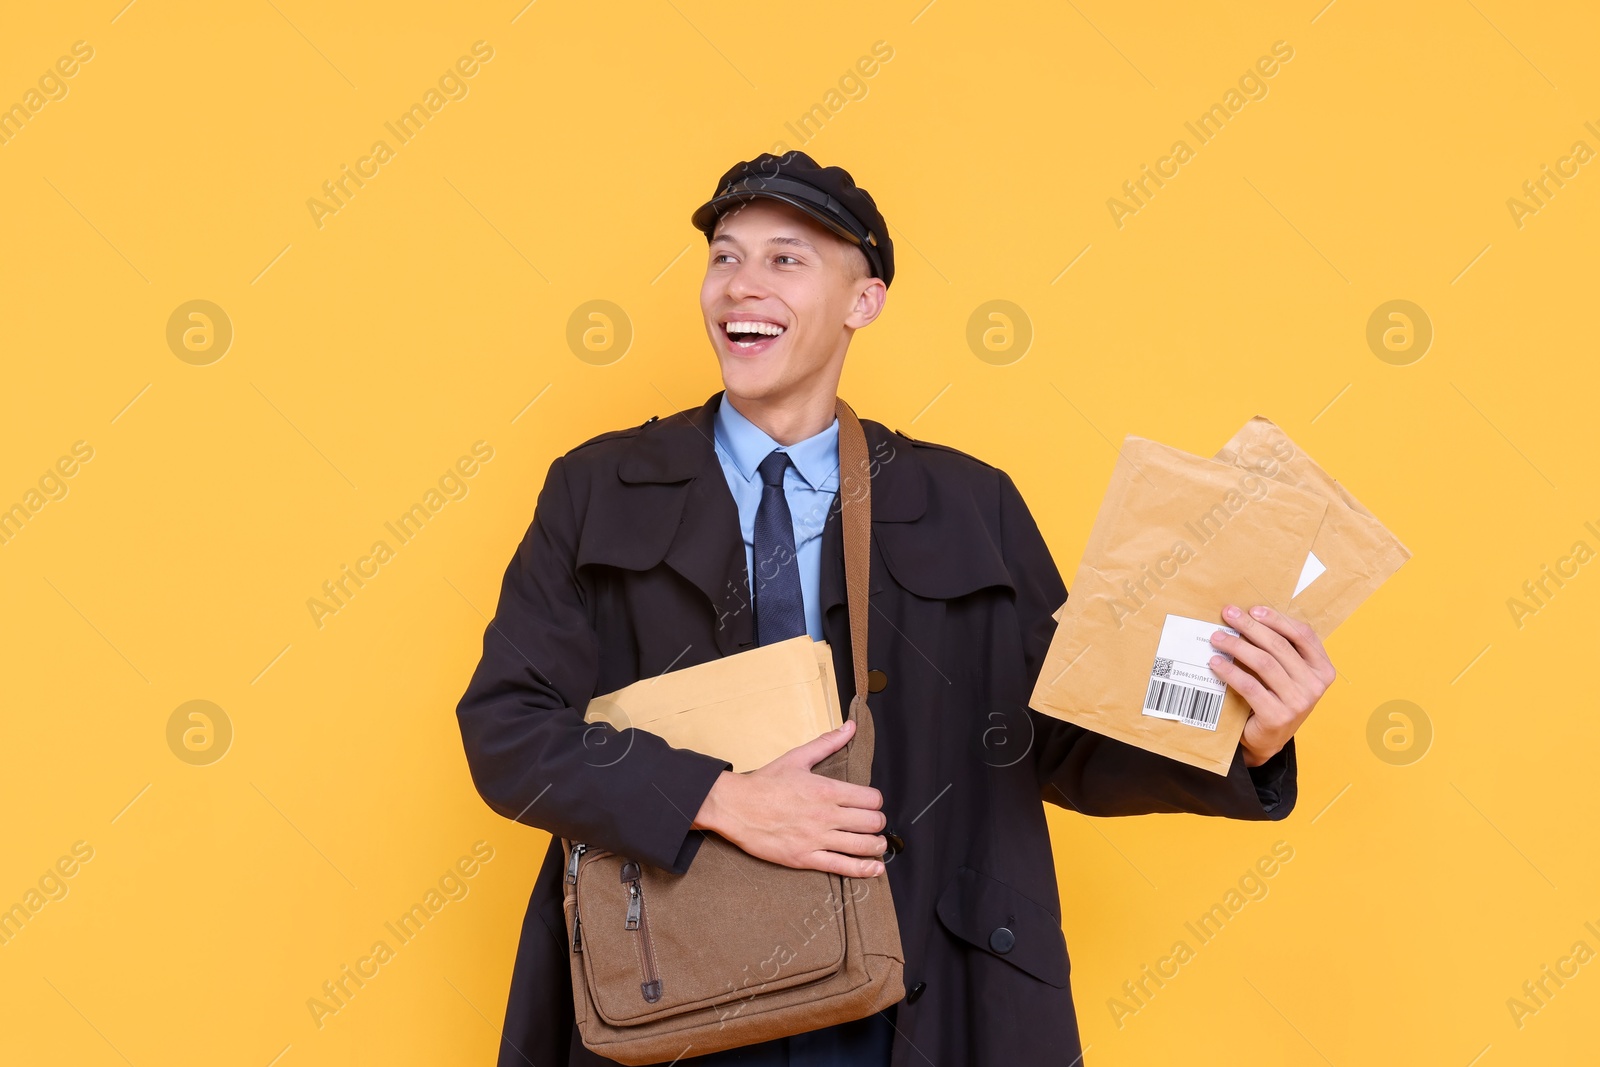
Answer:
[
  {"left": 989, "top": 927, "right": 1015, "bottom": 954},
  {"left": 884, "top": 828, "right": 905, "bottom": 856},
  {"left": 905, "top": 981, "right": 926, "bottom": 1004},
  {"left": 867, "top": 669, "right": 888, "bottom": 693}
]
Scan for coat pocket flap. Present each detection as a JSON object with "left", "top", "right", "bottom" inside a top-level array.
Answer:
[
  {"left": 874, "top": 519, "right": 1014, "bottom": 601},
  {"left": 935, "top": 865, "right": 1070, "bottom": 987}
]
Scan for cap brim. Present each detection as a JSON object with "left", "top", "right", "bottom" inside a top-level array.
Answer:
[{"left": 690, "top": 191, "right": 864, "bottom": 249}]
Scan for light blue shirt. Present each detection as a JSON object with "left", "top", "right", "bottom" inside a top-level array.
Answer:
[{"left": 713, "top": 394, "right": 840, "bottom": 641}]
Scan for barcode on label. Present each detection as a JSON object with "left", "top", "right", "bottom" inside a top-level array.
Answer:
[{"left": 1143, "top": 677, "right": 1222, "bottom": 729}]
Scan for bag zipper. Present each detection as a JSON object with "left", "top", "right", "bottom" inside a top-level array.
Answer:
[
  {"left": 567, "top": 843, "right": 588, "bottom": 953},
  {"left": 620, "top": 860, "right": 662, "bottom": 1003}
]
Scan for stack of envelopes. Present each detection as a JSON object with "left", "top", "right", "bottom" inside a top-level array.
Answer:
[
  {"left": 1029, "top": 416, "right": 1410, "bottom": 775},
  {"left": 583, "top": 636, "right": 844, "bottom": 772}
]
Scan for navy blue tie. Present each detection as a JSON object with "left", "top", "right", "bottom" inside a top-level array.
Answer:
[{"left": 753, "top": 449, "right": 807, "bottom": 645}]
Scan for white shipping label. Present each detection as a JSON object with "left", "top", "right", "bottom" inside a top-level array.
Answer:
[
  {"left": 1292, "top": 550, "right": 1327, "bottom": 598},
  {"left": 1143, "top": 613, "right": 1237, "bottom": 731}
]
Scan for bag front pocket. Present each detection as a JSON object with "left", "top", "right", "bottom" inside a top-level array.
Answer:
[{"left": 571, "top": 835, "right": 851, "bottom": 1027}]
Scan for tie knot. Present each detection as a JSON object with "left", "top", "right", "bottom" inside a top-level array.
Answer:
[{"left": 757, "top": 450, "right": 791, "bottom": 488}]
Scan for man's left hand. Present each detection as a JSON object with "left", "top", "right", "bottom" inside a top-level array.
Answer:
[{"left": 1208, "top": 604, "right": 1335, "bottom": 767}]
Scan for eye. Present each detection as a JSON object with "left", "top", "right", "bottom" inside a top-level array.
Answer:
[
  {"left": 775, "top": 255, "right": 800, "bottom": 265},
  {"left": 712, "top": 253, "right": 736, "bottom": 264}
]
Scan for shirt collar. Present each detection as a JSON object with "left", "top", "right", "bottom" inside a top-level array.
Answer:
[{"left": 714, "top": 393, "right": 839, "bottom": 491}]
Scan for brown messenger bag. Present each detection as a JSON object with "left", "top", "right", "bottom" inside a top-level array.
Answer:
[{"left": 559, "top": 396, "right": 906, "bottom": 1064}]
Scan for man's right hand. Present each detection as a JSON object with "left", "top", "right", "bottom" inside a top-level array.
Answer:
[{"left": 691, "top": 718, "right": 888, "bottom": 878}]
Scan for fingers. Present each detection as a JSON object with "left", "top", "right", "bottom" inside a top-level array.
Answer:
[
  {"left": 779, "top": 718, "right": 855, "bottom": 770},
  {"left": 831, "top": 804, "right": 888, "bottom": 835},
  {"left": 802, "top": 850, "right": 886, "bottom": 880},
  {"left": 819, "top": 780, "right": 883, "bottom": 814},
  {"left": 822, "top": 830, "right": 889, "bottom": 860},
  {"left": 1211, "top": 624, "right": 1295, "bottom": 694},
  {"left": 1244, "top": 604, "right": 1336, "bottom": 684},
  {"left": 1208, "top": 654, "right": 1275, "bottom": 712},
  {"left": 1217, "top": 604, "right": 1315, "bottom": 688}
]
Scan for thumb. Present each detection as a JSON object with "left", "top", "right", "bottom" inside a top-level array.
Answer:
[{"left": 782, "top": 718, "right": 855, "bottom": 770}]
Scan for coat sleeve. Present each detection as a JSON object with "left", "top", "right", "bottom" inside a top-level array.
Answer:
[
  {"left": 994, "top": 469, "right": 1298, "bottom": 821},
  {"left": 454, "top": 454, "right": 732, "bottom": 873}
]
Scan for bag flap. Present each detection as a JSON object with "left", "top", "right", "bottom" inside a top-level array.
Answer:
[{"left": 575, "top": 840, "right": 849, "bottom": 1026}]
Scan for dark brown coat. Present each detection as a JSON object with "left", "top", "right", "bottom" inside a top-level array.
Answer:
[{"left": 455, "top": 390, "right": 1295, "bottom": 1066}]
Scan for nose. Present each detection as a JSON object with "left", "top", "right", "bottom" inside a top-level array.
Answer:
[{"left": 724, "top": 256, "right": 769, "bottom": 301}]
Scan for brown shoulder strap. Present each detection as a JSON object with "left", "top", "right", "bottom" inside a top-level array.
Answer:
[{"left": 833, "top": 397, "right": 876, "bottom": 788}]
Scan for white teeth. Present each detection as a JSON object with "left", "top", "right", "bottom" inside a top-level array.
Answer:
[{"left": 725, "top": 320, "right": 785, "bottom": 337}]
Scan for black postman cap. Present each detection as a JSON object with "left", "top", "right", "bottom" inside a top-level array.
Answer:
[{"left": 691, "top": 151, "right": 894, "bottom": 288}]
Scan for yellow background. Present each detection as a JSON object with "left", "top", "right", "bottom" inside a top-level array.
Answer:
[{"left": 2, "top": 1, "right": 1596, "bottom": 1063}]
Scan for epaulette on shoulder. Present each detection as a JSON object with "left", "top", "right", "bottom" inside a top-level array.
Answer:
[
  {"left": 566, "top": 413, "right": 661, "bottom": 456},
  {"left": 892, "top": 428, "right": 999, "bottom": 471}
]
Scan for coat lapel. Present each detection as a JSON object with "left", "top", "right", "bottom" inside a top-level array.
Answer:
[
  {"left": 599, "top": 390, "right": 935, "bottom": 658},
  {"left": 606, "top": 391, "right": 752, "bottom": 656}
]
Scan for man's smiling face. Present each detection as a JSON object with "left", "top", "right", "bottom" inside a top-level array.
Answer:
[{"left": 700, "top": 198, "right": 885, "bottom": 408}]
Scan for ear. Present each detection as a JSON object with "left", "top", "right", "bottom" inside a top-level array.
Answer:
[{"left": 844, "top": 276, "right": 887, "bottom": 330}]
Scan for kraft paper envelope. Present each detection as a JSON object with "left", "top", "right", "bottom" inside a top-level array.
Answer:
[
  {"left": 583, "top": 635, "right": 844, "bottom": 773},
  {"left": 1047, "top": 417, "right": 1410, "bottom": 639},
  {"left": 1212, "top": 415, "right": 1411, "bottom": 638},
  {"left": 1030, "top": 436, "right": 1329, "bottom": 775}
]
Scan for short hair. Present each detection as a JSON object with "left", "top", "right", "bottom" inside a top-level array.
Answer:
[{"left": 843, "top": 244, "right": 871, "bottom": 283}]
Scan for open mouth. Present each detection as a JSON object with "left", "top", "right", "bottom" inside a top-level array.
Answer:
[{"left": 722, "top": 320, "right": 787, "bottom": 352}]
